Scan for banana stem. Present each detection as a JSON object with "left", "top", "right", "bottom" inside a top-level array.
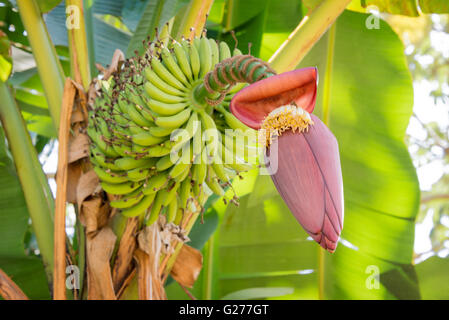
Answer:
[
  {"left": 16, "top": 0, "right": 66, "bottom": 131},
  {"left": 172, "top": 0, "right": 214, "bottom": 41},
  {"left": 66, "top": 0, "right": 92, "bottom": 90},
  {"left": 0, "top": 81, "right": 55, "bottom": 282},
  {"left": 268, "top": 0, "right": 351, "bottom": 72}
]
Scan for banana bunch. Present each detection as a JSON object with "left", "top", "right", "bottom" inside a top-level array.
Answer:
[{"left": 88, "top": 35, "right": 259, "bottom": 225}]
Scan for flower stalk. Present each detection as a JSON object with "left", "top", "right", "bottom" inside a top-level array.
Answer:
[{"left": 268, "top": 0, "right": 351, "bottom": 73}]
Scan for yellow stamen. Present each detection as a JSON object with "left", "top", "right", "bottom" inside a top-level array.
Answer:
[{"left": 259, "top": 104, "right": 314, "bottom": 147}]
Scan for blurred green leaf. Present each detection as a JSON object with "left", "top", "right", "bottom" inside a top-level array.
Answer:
[
  {"left": 37, "top": 0, "right": 62, "bottom": 13},
  {"left": 259, "top": 0, "right": 303, "bottom": 61},
  {"left": 380, "top": 264, "right": 420, "bottom": 299},
  {"left": 46, "top": 1, "right": 131, "bottom": 66},
  {"left": 211, "top": 187, "right": 319, "bottom": 300},
  {"left": 222, "top": 0, "right": 266, "bottom": 31},
  {"left": 415, "top": 256, "right": 449, "bottom": 299},
  {"left": 121, "top": 0, "right": 148, "bottom": 32},
  {"left": 188, "top": 208, "right": 219, "bottom": 251},
  {"left": 221, "top": 287, "right": 294, "bottom": 300},
  {"left": 419, "top": 0, "right": 449, "bottom": 13},
  {"left": 0, "top": 126, "right": 49, "bottom": 299},
  {"left": 0, "top": 31, "right": 12, "bottom": 81},
  {"left": 347, "top": 0, "right": 419, "bottom": 16},
  {"left": 126, "top": 0, "right": 186, "bottom": 57},
  {"left": 0, "top": 1, "right": 29, "bottom": 47}
]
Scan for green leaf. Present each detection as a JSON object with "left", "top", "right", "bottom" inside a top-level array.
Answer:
[
  {"left": 0, "top": 1, "right": 29, "bottom": 47},
  {"left": 419, "top": 0, "right": 449, "bottom": 13},
  {"left": 347, "top": 0, "right": 419, "bottom": 16},
  {"left": 8, "top": 68, "right": 57, "bottom": 137},
  {"left": 222, "top": 0, "right": 266, "bottom": 31},
  {"left": 188, "top": 208, "right": 219, "bottom": 251},
  {"left": 46, "top": 1, "right": 131, "bottom": 66},
  {"left": 415, "top": 256, "right": 449, "bottom": 299},
  {"left": 126, "top": 0, "right": 184, "bottom": 57},
  {"left": 221, "top": 287, "right": 294, "bottom": 300},
  {"left": 37, "top": 0, "right": 62, "bottom": 13},
  {"left": 259, "top": 0, "right": 304, "bottom": 61},
  {"left": 121, "top": 0, "right": 148, "bottom": 32},
  {"left": 0, "top": 31, "right": 12, "bottom": 81},
  {"left": 212, "top": 190, "right": 319, "bottom": 300},
  {"left": 0, "top": 126, "right": 49, "bottom": 299}
]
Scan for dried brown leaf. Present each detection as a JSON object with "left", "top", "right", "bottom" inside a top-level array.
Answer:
[
  {"left": 112, "top": 217, "right": 139, "bottom": 292},
  {"left": 103, "top": 49, "right": 125, "bottom": 80},
  {"left": 170, "top": 244, "right": 203, "bottom": 288},
  {"left": 66, "top": 161, "right": 82, "bottom": 204},
  {"left": 86, "top": 227, "right": 117, "bottom": 300},
  {"left": 136, "top": 222, "right": 166, "bottom": 300},
  {"left": 0, "top": 268, "right": 28, "bottom": 300},
  {"left": 68, "top": 133, "right": 90, "bottom": 163},
  {"left": 80, "top": 197, "right": 110, "bottom": 234},
  {"left": 76, "top": 170, "right": 100, "bottom": 212}
]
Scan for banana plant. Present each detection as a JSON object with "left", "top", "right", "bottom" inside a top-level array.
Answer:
[{"left": 0, "top": 0, "right": 448, "bottom": 300}]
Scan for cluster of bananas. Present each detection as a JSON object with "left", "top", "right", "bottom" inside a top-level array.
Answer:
[{"left": 87, "top": 35, "right": 259, "bottom": 225}]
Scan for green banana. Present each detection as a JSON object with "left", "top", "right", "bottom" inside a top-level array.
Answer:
[
  {"left": 163, "top": 181, "right": 180, "bottom": 206},
  {"left": 219, "top": 41, "right": 231, "bottom": 61},
  {"left": 110, "top": 188, "right": 144, "bottom": 209},
  {"left": 188, "top": 40, "right": 200, "bottom": 80},
  {"left": 160, "top": 47, "right": 188, "bottom": 85},
  {"left": 199, "top": 37, "right": 212, "bottom": 78},
  {"left": 173, "top": 42, "right": 193, "bottom": 82},
  {"left": 146, "top": 191, "right": 164, "bottom": 225},
  {"left": 146, "top": 99, "right": 188, "bottom": 116},
  {"left": 150, "top": 58, "right": 185, "bottom": 90},
  {"left": 154, "top": 108, "right": 191, "bottom": 129},
  {"left": 127, "top": 167, "right": 155, "bottom": 182},
  {"left": 142, "top": 171, "right": 168, "bottom": 195},
  {"left": 114, "top": 157, "right": 155, "bottom": 171},
  {"left": 132, "top": 132, "right": 166, "bottom": 147},
  {"left": 193, "top": 150, "right": 207, "bottom": 184},
  {"left": 205, "top": 166, "right": 225, "bottom": 196},
  {"left": 179, "top": 177, "right": 192, "bottom": 209},
  {"left": 216, "top": 105, "right": 252, "bottom": 131},
  {"left": 118, "top": 97, "right": 153, "bottom": 127},
  {"left": 168, "top": 146, "right": 192, "bottom": 180},
  {"left": 199, "top": 110, "right": 219, "bottom": 158},
  {"left": 209, "top": 38, "right": 219, "bottom": 68},
  {"left": 144, "top": 81, "right": 186, "bottom": 104},
  {"left": 170, "top": 112, "right": 199, "bottom": 144},
  {"left": 101, "top": 180, "right": 142, "bottom": 195},
  {"left": 93, "top": 166, "right": 127, "bottom": 184},
  {"left": 87, "top": 126, "right": 119, "bottom": 158},
  {"left": 149, "top": 126, "right": 173, "bottom": 137},
  {"left": 166, "top": 197, "right": 178, "bottom": 223},
  {"left": 91, "top": 146, "right": 121, "bottom": 171},
  {"left": 144, "top": 67, "right": 185, "bottom": 96},
  {"left": 121, "top": 192, "right": 156, "bottom": 217}
]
